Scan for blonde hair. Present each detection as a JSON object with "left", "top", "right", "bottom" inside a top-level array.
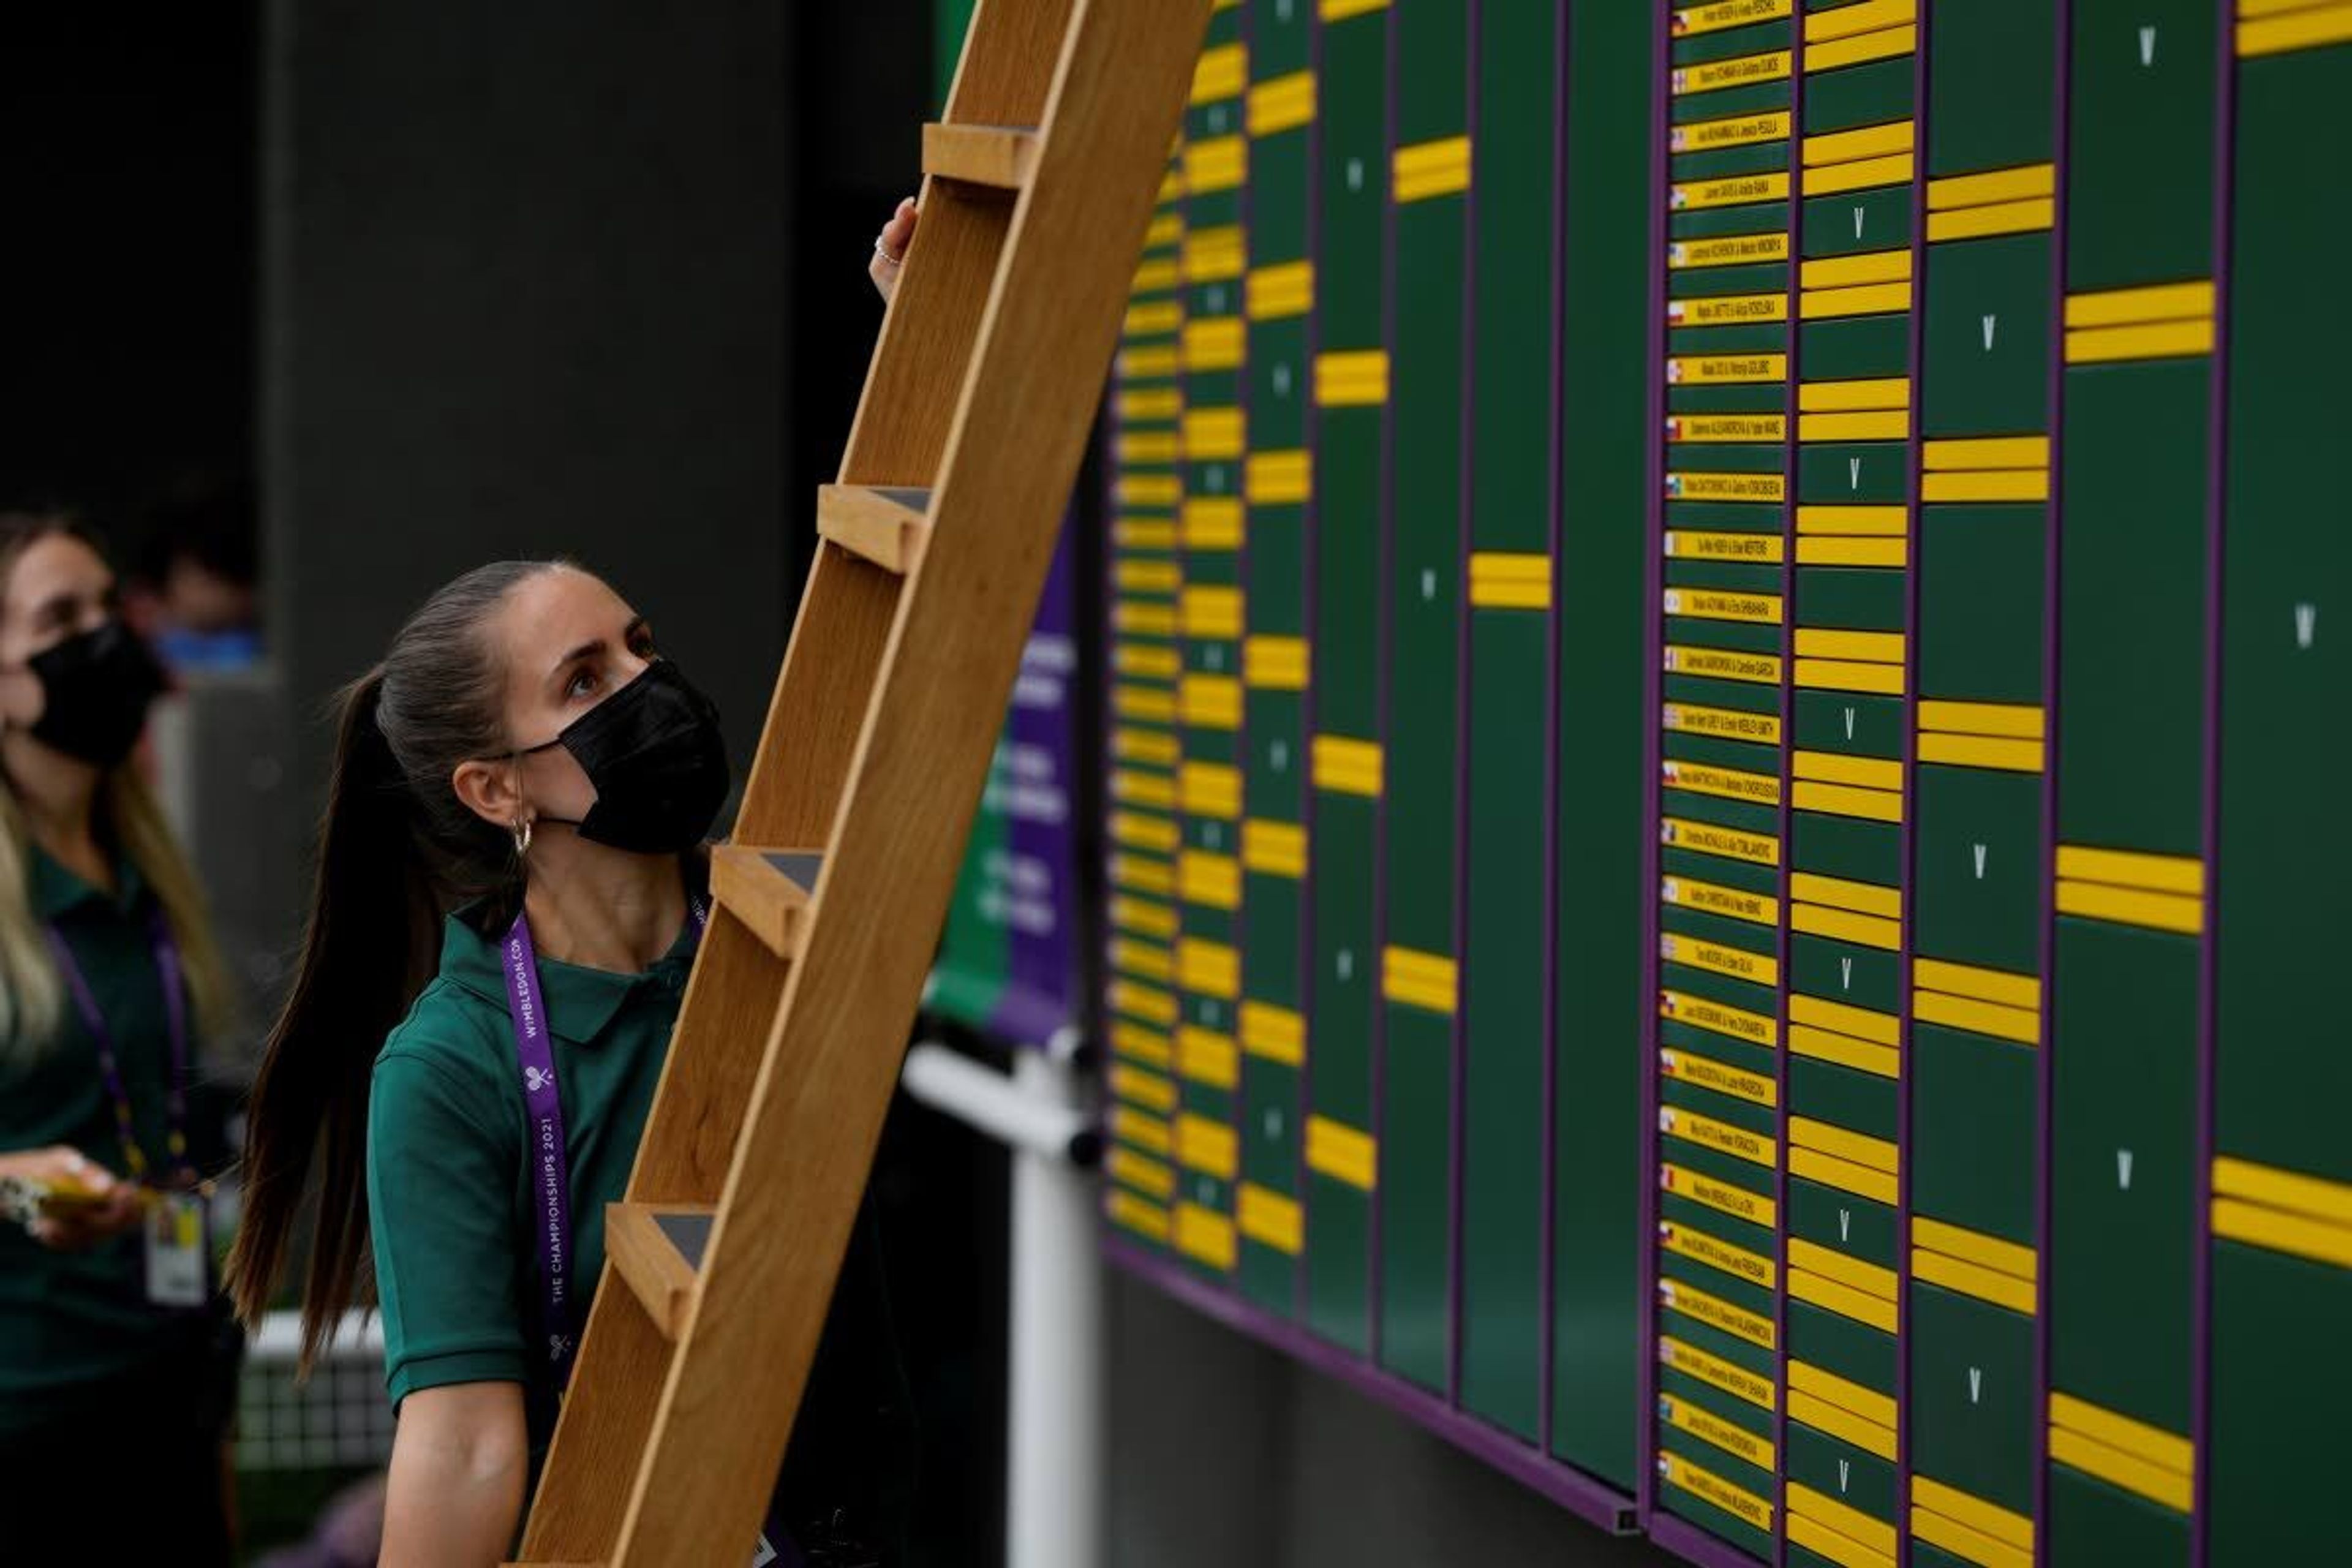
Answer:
[{"left": 0, "top": 513, "right": 237, "bottom": 1065}]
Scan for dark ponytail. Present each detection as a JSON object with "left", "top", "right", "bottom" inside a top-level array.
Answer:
[{"left": 227, "top": 560, "right": 560, "bottom": 1367}]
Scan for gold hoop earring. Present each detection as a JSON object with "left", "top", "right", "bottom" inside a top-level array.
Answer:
[{"left": 511, "top": 816, "right": 533, "bottom": 857}]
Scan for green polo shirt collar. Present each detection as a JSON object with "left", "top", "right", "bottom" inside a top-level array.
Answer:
[
  {"left": 434, "top": 898, "right": 701, "bottom": 1047},
  {"left": 29, "top": 845, "right": 147, "bottom": 922}
]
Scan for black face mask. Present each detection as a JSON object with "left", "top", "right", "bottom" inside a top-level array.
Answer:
[
  {"left": 13, "top": 621, "right": 167, "bottom": 766},
  {"left": 520, "top": 659, "right": 729, "bottom": 854}
]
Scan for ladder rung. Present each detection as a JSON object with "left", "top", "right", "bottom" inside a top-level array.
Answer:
[
  {"left": 817, "top": 484, "right": 932, "bottom": 574},
  {"left": 606, "top": 1201, "right": 714, "bottom": 1341},
  {"left": 709, "top": 845, "right": 823, "bottom": 957},
  {"left": 922, "top": 122, "right": 1040, "bottom": 189}
]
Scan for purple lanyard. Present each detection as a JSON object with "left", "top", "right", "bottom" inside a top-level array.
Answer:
[
  {"left": 500, "top": 895, "right": 706, "bottom": 1389},
  {"left": 43, "top": 908, "right": 195, "bottom": 1186}
]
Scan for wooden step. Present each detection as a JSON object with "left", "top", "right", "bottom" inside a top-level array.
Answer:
[
  {"left": 817, "top": 484, "right": 932, "bottom": 573},
  {"left": 922, "top": 122, "right": 1040, "bottom": 189},
  {"left": 709, "top": 845, "right": 823, "bottom": 957},
  {"left": 606, "top": 1201, "right": 714, "bottom": 1341}
]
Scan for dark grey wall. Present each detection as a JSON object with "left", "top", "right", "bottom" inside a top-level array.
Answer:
[
  {"left": 1107, "top": 1271, "right": 1678, "bottom": 1568},
  {"left": 263, "top": 0, "right": 797, "bottom": 810}
]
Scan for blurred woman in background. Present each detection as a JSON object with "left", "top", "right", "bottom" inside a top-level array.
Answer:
[{"left": 0, "top": 510, "right": 243, "bottom": 1564}]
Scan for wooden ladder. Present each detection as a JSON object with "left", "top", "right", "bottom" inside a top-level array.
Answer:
[{"left": 506, "top": 2, "right": 1210, "bottom": 1562}]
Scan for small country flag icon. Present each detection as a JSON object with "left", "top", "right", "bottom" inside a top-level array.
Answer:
[
  {"left": 1665, "top": 416, "right": 1683, "bottom": 440},
  {"left": 1659, "top": 993, "right": 1681, "bottom": 1021},
  {"left": 1660, "top": 820, "right": 1681, "bottom": 845},
  {"left": 1660, "top": 1166, "right": 1678, "bottom": 1191},
  {"left": 1665, "top": 358, "right": 1686, "bottom": 383},
  {"left": 1665, "top": 473, "right": 1685, "bottom": 497},
  {"left": 1671, "top": 69, "right": 1689, "bottom": 92},
  {"left": 1672, "top": 10, "right": 1691, "bottom": 34},
  {"left": 1670, "top": 126, "right": 1689, "bottom": 152},
  {"left": 1667, "top": 241, "right": 1687, "bottom": 266},
  {"left": 1667, "top": 299, "right": 1688, "bottom": 325},
  {"left": 1670, "top": 184, "right": 1689, "bottom": 209},
  {"left": 1661, "top": 1049, "right": 1681, "bottom": 1077}
]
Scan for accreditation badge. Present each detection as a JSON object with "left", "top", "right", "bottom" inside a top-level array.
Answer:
[{"left": 144, "top": 1190, "right": 209, "bottom": 1308}]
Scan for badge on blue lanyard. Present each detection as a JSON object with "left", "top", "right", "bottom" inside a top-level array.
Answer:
[{"left": 45, "top": 909, "right": 209, "bottom": 1310}]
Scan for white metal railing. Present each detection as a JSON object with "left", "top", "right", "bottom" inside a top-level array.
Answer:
[{"left": 236, "top": 1310, "right": 393, "bottom": 1471}]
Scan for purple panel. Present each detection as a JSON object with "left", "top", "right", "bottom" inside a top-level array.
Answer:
[
  {"left": 1102, "top": 1234, "right": 1638, "bottom": 1536},
  {"left": 2192, "top": 2, "right": 2239, "bottom": 1561},
  {"left": 990, "top": 519, "right": 1084, "bottom": 1049},
  {"left": 1636, "top": 0, "right": 1669, "bottom": 1536}
]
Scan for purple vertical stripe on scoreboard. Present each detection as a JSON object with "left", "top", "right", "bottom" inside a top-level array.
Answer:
[
  {"left": 1298, "top": 0, "right": 1327, "bottom": 1331},
  {"left": 1898, "top": 6, "right": 1932, "bottom": 1551},
  {"left": 1101, "top": 285, "right": 1126, "bottom": 1101},
  {"left": 1368, "top": 0, "right": 1398, "bottom": 1366},
  {"left": 1536, "top": 0, "right": 1568, "bottom": 1460},
  {"left": 2192, "top": 3, "right": 2238, "bottom": 1561},
  {"left": 1771, "top": 18, "right": 1802, "bottom": 1568},
  {"left": 1447, "top": 0, "right": 1485, "bottom": 1411},
  {"left": 2037, "top": 3, "right": 2076, "bottom": 1562},
  {"left": 1230, "top": 0, "right": 1257, "bottom": 1284},
  {"left": 1636, "top": 0, "right": 1668, "bottom": 1534}
]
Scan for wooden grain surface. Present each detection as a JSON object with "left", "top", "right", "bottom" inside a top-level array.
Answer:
[
  {"left": 520, "top": 0, "right": 1211, "bottom": 1559},
  {"left": 815, "top": 484, "right": 931, "bottom": 574},
  {"left": 921, "top": 122, "right": 1041, "bottom": 189}
]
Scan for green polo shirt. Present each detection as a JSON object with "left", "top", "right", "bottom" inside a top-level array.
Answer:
[
  {"left": 0, "top": 848, "right": 221, "bottom": 1439},
  {"left": 367, "top": 894, "right": 699, "bottom": 1442},
  {"left": 371, "top": 872, "right": 920, "bottom": 1549}
]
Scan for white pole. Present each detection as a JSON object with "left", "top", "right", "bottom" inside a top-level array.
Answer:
[
  {"left": 1005, "top": 1044, "right": 1101, "bottom": 1568},
  {"left": 900, "top": 1034, "right": 1102, "bottom": 1568},
  {"left": 899, "top": 1042, "right": 1093, "bottom": 1161}
]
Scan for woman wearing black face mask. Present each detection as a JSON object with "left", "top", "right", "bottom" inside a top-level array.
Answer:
[
  {"left": 0, "top": 511, "right": 243, "bottom": 1565},
  {"left": 228, "top": 560, "right": 915, "bottom": 1568}
]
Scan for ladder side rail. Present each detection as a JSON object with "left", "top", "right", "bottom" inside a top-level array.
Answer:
[
  {"left": 834, "top": 176, "right": 1019, "bottom": 488},
  {"left": 525, "top": 4, "right": 1070, "bottom": 1552},
  {"left": 600, "top": 3, "right": 1210, "bottom": 1561},
  {"left": 941, "top": 0, "right": 1080, "bottom": 129}
]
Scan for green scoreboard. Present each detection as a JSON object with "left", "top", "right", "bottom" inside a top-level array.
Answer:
[{"left": 1071, "top": 1, "right": 2352, "bottom": 1564}]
